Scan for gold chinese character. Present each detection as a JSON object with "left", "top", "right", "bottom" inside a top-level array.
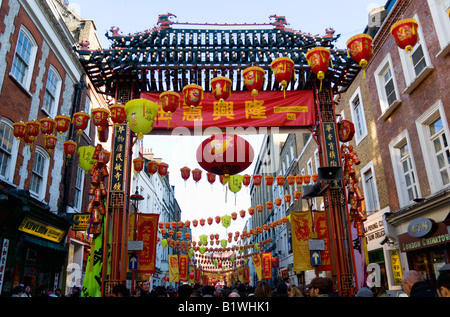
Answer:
[
  {"left": 182, "top": 106, "right": 203, "bottom": 121},
  {"left": 245, "top": 100, "right": 266, "bottom": 119},
  {"left": 213, "top": 101, "right": 234, "bottom": 120}
]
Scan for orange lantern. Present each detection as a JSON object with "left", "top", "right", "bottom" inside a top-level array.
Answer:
[
  {"left": 346, "top": 34, "right": 373, "bottom": 78},
  {"left": 158, "top": 162, "right": 169, "bottom": 177},
  {"left": 199, "top": 218, "right": 205, "bottom": 226},
  {"left": 133, "top": 157, "right": 145, "bottom": 173},
  {"left": 192, "top": 219, "right": 198, "bottom": 227},
  {"left": 248, "top": 207, "right": 255, "bottom": 216},
  {"left": 239, "top": 210, "right": 246, "bottom": 218},
  {"left": 215, "top": 216, "right": 221, "bottom": 224},
  {"left": 109, "top": 104, "right": 126, "bottom": 128},
  {"left": 390, "top": 18, "right": 419, "bottom": 53},
  {"left": 206, "top": 172, "right": 216, "bottom": 185},
  {"left": 306, "top": 47, "right": 331, "bottom": 91},
  {"left": 13, "top": 121, "right": 27, "bottom": 140},
  {"left": 147, "top": 161, "right": 159, "bottom": 176},
  {"left": 286, "top": 175, "right": 295, "bottom": 187},
  {"left": 242, "top": 66, "right": 265, "bottom": 98},
  {"left": 91, "top": 108, "right": 110, "bottom": 133},
  {"left": 73, "top": 112, "right": 90, "bottom": 140},
  {"left": 207, "top": 217, "right": 213, "bottom": 225},
  {"left": 295, "top": 174, "right": 303, "bottom": 186},
  {"left": 171, "top": 221, "right": 177, "bottom": 229},
  {"left": 276, "top": 175, "right": 285, "bottom": 187},
  {"left": 39, "top": 117, "right": 56, "bottom": 136},
  {"left": 182, "top": 84, "right": 203, "bottom": 111},
  {"left": 253, "top": 174, "right": 262, "bottom": 187},
  {"left": 303, "top": 175, "right": 311, "bottom": 185},
  {"left": 294, "top": 190, "right": 302, "bottom": 200},
  {"left": 210, "top": 77, "right": 232, "bottom": 105},
  {"left": 284, "top": 194, "right": 291, "bottom": 204},
  {"left": 270, "top": 57, "right": 295, "bottom": 98},
  {"left": 180, "top": 166, "right": 191, "bottom": 182},
  {"left": 231, "top": 212, "right": 237, "bottom": 220},
  {"left": 256, "top": 204, "right": 263, "bottom": 213},
  {"left": 312, "top": 174, "right": 319, "bottom": 183},
  {"left": 44, "top": 135, "right": 58, "bottom": 153},
  {"left": 55, "top": 114, "right": 71, "bottom": 136},
  {"left": 178, "top": 221, "right": 184, "bottom": 229},
  {"left": 242, "top": 174, "right": 251, "bottom": 187},
  {"left": 63, "top": 140, "right": 77, "bottom": 159},
  {"left": 160, "top": 91, "right": 180, "bottom": 128},
  {"left": 265, "top": 175, "right": 274, "bottom": 187},
  {"left": 192, "top": 168, "right": 202, "bottom": 183},
  {"left": 185, "top": 220, "right": 191, "bottom": 228},
  {"left": 266, "top": 201, "right": 273, "bottom": 211},
  {"left": 274, "top": 198, "right": 282, "bottom": 207},
  {"left": 25, "top": 120, "right": 40, "bottom": 142}
]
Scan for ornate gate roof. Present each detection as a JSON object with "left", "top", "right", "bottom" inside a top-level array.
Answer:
[{"left": 76, "top": 14, "right": 361, "bottom": 96}]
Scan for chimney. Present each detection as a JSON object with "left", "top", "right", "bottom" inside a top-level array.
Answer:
[
  {"left": 367, "top": 6, "right": 387, "bottom": 38},
  {"left": 143, "top": 147, "right": 154, "bottom": 160}
]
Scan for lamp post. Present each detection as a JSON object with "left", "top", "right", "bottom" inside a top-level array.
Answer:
[{"left": 130, "top": 186, "right": 144, "bottom": 292}]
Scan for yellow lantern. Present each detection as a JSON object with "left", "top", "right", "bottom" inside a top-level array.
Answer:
[
  {"left": 125, "top": 99, "right": 158, "bottom": 140},
  {"left": 78, "top": 146, "right": 97, "bottom": 174}
]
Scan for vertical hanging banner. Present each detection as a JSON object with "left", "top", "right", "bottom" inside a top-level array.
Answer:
[
  {"left": 169, "top": 254, "right": 179, "bottom": 282},
  {"left": 195, "top": 267, "right": 202, "bottom": 284},
  {"left": 252, "top": 253, "right": 262, "bottom": 281},
  {"left": 291, "top": 211, "right": 314, "bottom": 272},
  {"left": 244, "top": 267, "right": 250, "bottom": 284},
  {"left": 261, "top": 252, "right": 272, "bottom": 280},
  {"left": 314, "top": 211, "right": 332, "bottom": 271},
  {"left": 136, "top": 213, "right": 159, "bottom": 273},
  {"left": 179, "top": 254, "right": 189, "bottom": 281},
  {"left": 110, "top": 124, "right": 128, "bottom": 192},
  {"left": 238, "top": 267, "right": 244, "bottom": 283},
  {"left": 321, "top": 122, "right": 343, "bottom": 188}
]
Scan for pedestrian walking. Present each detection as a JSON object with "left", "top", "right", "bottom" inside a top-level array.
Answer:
[{"left": 401, "top": 270, "right": 437, "bottom": 297}]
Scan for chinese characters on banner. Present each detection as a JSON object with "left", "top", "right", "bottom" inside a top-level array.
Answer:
[
  {"left": 136, "top": 213, "right": 159, "bottom": 273},
  {"left": 169, "top": 254, "right": 179, "bottom": 283},
  {"left": 262, "top": 252, "right": 272, "bottom": 280},
  {"left": 179, "top": 254, "right": 189, "bottom": 281},
  {"left": 291, "top": 211, "right": 314, "bottom": 272},
  {"left": 314, "top": 211, "right": 332, "bottom": 271},
  {"left": 110, "top": 124, "right": 128, "bottom": 192},
  {"left": 140, "top": 90, "right": 315, "bottom": 131},
  {"left": 252, "top": 253, "right": 262, "bottom": 281}
]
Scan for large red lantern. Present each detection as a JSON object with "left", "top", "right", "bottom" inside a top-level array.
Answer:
[
  {"left": 13, "top": 122, "right": 27, "bottom": 140},
  {"left": 276, "top": 175, "right": 285, "bottom": 187},
  {"left": 206, "top": 172, "right": 216, "bottom": 187},
  {"left": 55, "top": 114, "right": 71, "bottom": 136},
  {"left": 91, "top": 108, "right": 110, "bottom": 134},
  {"left": 338, "top": 120, "right": 356, "bottom": 142},
  {"left": 265, "top": 175, "right": 274, "bottom": 187},
  {"left": 192, "top": 168, "right": 202, "bottom": 184},
  {"left": 346, "top": 34, "right": 373, "bottom": 78},
  {"left": 286, "top": 174, "right": 295, "bottom": 187},
  {"left": 44, "top": 135, "right": 58, "bottom": 153},
  {"left": 25, "top": 120, "right": 40, "bottom": 142},
  {"left": 182, "top": 84, "right": 203, "bottom": 111},
  {"left": 39, "top": 117, "right": 56, "bottom": 136},
  {"left": 210, "top": 77, "right": 232, "bottom": 105},
  {"left": 133, "top": 157, "right": 145, "bottom": 173},
  {"left": 158, "top": 162, "right": 169, "bottom": 177},
  {"left": 242, "top": 174, "right": 251, "bottom": 187},
  {"left": 390, "top": 18, "right": 419, "bottom": 53},
  {"left": 109, "top": 104, "right": 126, "bottom": 128},
  {"left": 147, "top": 161, "right": 159, "bottom": 176},
  {"left": 248, "top": 207, "right": 255, "bottom": 216},
  {"left": 196, "top": 134, "right": 254, "bottom": 184},
  {"left": 180, "top": 166, "right": 191, "bottom": 182},
  {"left": 63, "top": 140, "right": 77, "bottom": 159},
  {"left": 266, "top": 201, "right": 273, "bottom": 211},
  {"left": 253, "top": 174, "right": 262, "bottom": 187},
  {"left": 270, "top": 57, "right": 294, "bottom": 98},
  {"left": 306, "top": 47, "right": 331, "bottom": 91},
  {"left": 242, "top": 66, "right": 265, "bottom": 98},
  {"left": 73, "top": 111, "right": 90, "bottom": 141},
  {"left": 160, "top": 91, "right": 180, "bottom": 128}
]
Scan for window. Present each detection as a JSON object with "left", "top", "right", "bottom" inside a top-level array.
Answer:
[
  {"left": 11, "top": 27, "right": 37, "bottom": 90},
  {"left": 30, "top": 147, "right": 49, "bottom": 199},
  {"left": 0, "top": 118, "right": 19, "bottom": 183},
  {"left": 389, "top": 131, "right": 420, "bottom": 207},
  {"left": 398, "top": 15, "right": 434, "bottom": 94},
  {"left": 349, "top": 87, "right": 368, "bottom": 144},
  {"left": 427, "top": 0, "right": 450, "bottom": 57},
  {"left": 361, "top": 162, "right": 379, "bottom": 214},
  {"left": 374, "top": 54, "right": 401, "bottom": 120},
  {"left": 42, "top": 67, "right": 62, "bottom": 117},
  {"left": 84, "top": 95, "right": 91, "bottom": 137},
  {"left": 416, "top": 100, "right": 450, "bottom": 193},
  {"left": 73, "top": 165, "right": 84, "bottom": 211}
]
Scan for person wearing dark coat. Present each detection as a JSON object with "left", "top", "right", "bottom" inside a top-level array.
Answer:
[{"left": 402, "top": 270, "right": 437, "bottom": 297}]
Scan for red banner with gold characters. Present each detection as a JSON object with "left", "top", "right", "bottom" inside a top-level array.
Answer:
[
  {"left": 179, "top": 254, "right": 189, "bottom": 281},
  {"left": 136, "top": 213, "right": 159, "bottom": 273},
  {"left": 140, "top": 90, "right": 315, "bottom": 131},
  {"left": 314, "top": 211, "right": 332, "bottom": 271},
  {"left": 262, "top": 252, "right": 272, "bottom": 280},
  {"left": 291, "top": 211, "right": 314, "bottom": 272}
]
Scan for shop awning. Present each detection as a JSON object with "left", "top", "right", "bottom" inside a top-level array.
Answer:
[{"left": 23, "top": 235, "right": 67, "bottom": 253}]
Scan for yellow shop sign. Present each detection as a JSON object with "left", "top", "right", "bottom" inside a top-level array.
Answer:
[{"left": 18, "top": 217, "right": 65, "bottom": 243}]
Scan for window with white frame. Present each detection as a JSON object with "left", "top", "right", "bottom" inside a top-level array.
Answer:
[
  {"left": 11, "top": 27, "right": 37, "bottom": 90},
  {"left": 0, "top": 118, "right": 19, "bottom": 183},
  {"left": 389, "top": 131, "right": 420, "bottom": 207},
  {"left": 42, "top": 66, "right": 62, "bottom": 117},
  {"left": 349, "top": 87, "right": 368, "bottom": 144},
  {"left": 73, "top": 165, "right": 84, "bottom": 211},
  {"left": 416, "top": 100, "right": 450, "bottom": 193},
  {"left": 30, "top": 147, "right": 50, "bottom": 199},
  {"left": 427, "top": 0, "right": 450, "bottom": 56},
  {"left": 374, "top": 54, "right": 401, "bottom": 119},
  {"left": 398, "top": 15, "right": 434, "bottom": 94},
  {"left": 361, "top": 162, "right": 379, "bottom": 214}
]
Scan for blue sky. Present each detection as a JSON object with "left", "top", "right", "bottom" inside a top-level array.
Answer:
[{"left": 69, "top": 0, "right": 384, "bottom": 240}]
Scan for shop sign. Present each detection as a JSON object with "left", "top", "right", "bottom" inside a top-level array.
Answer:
[
  {"left": 407, "top": 217, "right": 434, "bottom": 238},
  {"left": 18, "top": 217, "right": 66, "bottom": 243},
  {"left": 399, "top": 222, "right": 450, "bottom": 252},
  {"left": 389, "top": 250, "right": 403, "bottom": 285},
  {"left": 72, "top": 214, "right": 91, "bottom": 231}
]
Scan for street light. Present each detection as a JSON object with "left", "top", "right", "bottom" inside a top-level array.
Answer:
[{"left": 130, "top": 186, "right": 144, "bottom": 212}]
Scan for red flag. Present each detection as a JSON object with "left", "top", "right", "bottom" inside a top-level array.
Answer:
[{"left": 136, "top": 213, "right": 159, "bottom": 273}]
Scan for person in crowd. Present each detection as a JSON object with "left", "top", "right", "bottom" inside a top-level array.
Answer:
[
  {"left": 202, "top": 285, "right": 215, "bottom": 297},
  {"left": 11, "top": 286, "right": 23, "bottom": 297},
  {"left": 112, "top": 283, "right": 130, "bottom": 297},
  {"left": 306, "top": 277, "right": 329, "bottom": 297},
  {"left": 275, "top": 282, "right": 288, "bottom": 297},
  {"left": 436, "top": 270, "right": 450, "bottom": 297},
  {"left": 229, "top": 291, "right": 240, "bottom": 297},
  {"left": 154, "top": 286, "right": 168, "bottom": 297},
  {"left": 247, "top": 286, "right": 255, "bottom": 297},
  {"left": 237, "top": 283, "right": 247, "bottom": 297},
  {"left": 54, "top": 288, "right": 62, "bottom": 297},
  {"left": 324, "top": 277, "right": 340, "bottom": 297},
  {"left": 139, "top": 280, "right": 152, "bottom": 297},
  {"left": 287, "top": 285, "right": 303, "bottom": 297},
  {"left": 254, "top": 281, "right": 272, "bottom": 297},
  {"left": 132, "top": 288, "right": 141, "bottom": 297},
  {"left": 373, "top": 284, "right": 389, "bottom": 297},
  {"left": 401, "top": 270, "right": 437, "bottom": 297},
  {"left": 356, "top": 287, "right": 374, "bottom": 297},
  {"left": 178, "top": 284, "right": 193, "bottom": 297},
  {"left": 70, "top": 286, "right": 81, "bottom": 297},
  {"left": 21, "top": 285, "right": 32, "bottom": 297}
]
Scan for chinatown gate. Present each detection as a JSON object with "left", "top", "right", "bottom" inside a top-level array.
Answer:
[{"left": 76, "top": 14, "right": 363, "bottom": 297}]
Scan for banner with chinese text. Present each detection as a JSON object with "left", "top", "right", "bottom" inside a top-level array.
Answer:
[
  {"left": 314, "top": 211, "right": 332, "bottom": 271},
  {"left": 261, "top": 252, "right": 272, "bottom": 280},
  {"left": 252, "top": 253, "right": 262, "bottom": 281},
  {"left": 291, "top": 211, "right": 314, "bottom": 272},
  {"left": 244, "top": 267, "right": 250, "bottom": 284},
  {"left": 136, "top": 213, "right": 159, "bottom": 273},
  {"left": 179, "top": 254, "right": 189, "bottom": 281},
  {"left": 169, "top": 254, "right": 179, "bottom": 282},
  {"left": 141, "top": 90, "right": 315, "bottom": 131}
]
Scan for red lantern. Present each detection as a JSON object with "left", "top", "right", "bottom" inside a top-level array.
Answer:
[
  {"left": 295, "top": 174, "right": 303, "bottom": 186},
  {"left": 147, "top": 161, "right": 159, "bottom": 176},
  {"left": 284, "top": 194, "right": 291, "bottom": 204},
  {"left": 338, "top": 120, "right": 356, "bottom": 142},
  {"left": 192, "top": 219, "right": 198, "bottom": 227},
  {"left": 192, "top": 168, "right": 202, "bottom": 183},
  {"left": 109, "top": 104, "right": 126, "bottom": 128},
  {"left": 73, "top": 112, "right": 90, "bottom": 140},
  {"left": 210, "top": 77, "right": 232, "bottom": 105},
  {"left": 196, "top": 134, "right": 254, "bottom": 184},
  {"left": 160, "top": 91, "right": 180, "bottom": 128},
  {"left": 253, "top": 174, "right": 262, "bottom": 187},
  {"left": 231, "top": 212, "right": 237, "bottom": 221},
  {"left": 346, "top": 34, "right": 373, "bottom": 78},
  {"left": 306, "top": 47, "right": 331, "bottom": 91},
  {"left": 286, "top": 175, "right": 295, "bottom": 187},
  {"left": 206, "top": 172, "right": 216, "bottom": 185},
  {"left": 294, "top": 190, "right": 302, "bottom": 200},
  {"left": 270, "top": 57, "right": 294, "bottom": 98},
  {"left": 390, "top": 18, "right": 419, "bottom": 53},
  {"left": 265, "top": 175, "right": 274, "bottom": 187},
  {"left": 242, "top": 66, "right": 265, "bottom": 98},
  {"left": 276, "top": 175, "right": 285, "bottom": 187},
  {"left": 256, "top": 204, "right": 263, "bottom": 213},
  {"left": 239, "top": 210, "right": 246, "bottom": 218},
  {"left": 55, "top": 114, "right": 71, "bottom": 136},
  {"left": 133, "top": 157, "right": 145, "bottom": 173},
  {"left": 242, "top": 174, "right": 251, "bottom": 187},
  {"left": 312, "top": 174, "right": 319, "bottom": 183},
  {"left": 91, "top": 108, "right": 110, "bottom": 133},
  {"left": 13, "top": 122, "right": 27, "bottom": 140},
  {"left": 266, "top": 201, "right": 273, "bottom": 211},
  {"left": 274, "top": 198, "right": 282, "bottom": 207},
  {"left": 39, "top": 117, "right": 56, "bottom": 136},
  {"left": 182, "top": 84, "right": 203, "bottom": 111},
  {"left": 63, "top": 140, "right": 77, "bottom": 159},
  {"left": 44, "top": 135, "right": 58, "bottom": 153},
  {"left": 181, "top": 166, "right": 191, "bottom": 182},
  {"left": 25, "top": 120, "right": 40, "bottom": 142},
  {"left": 248, "top": 207, "right": 255, "bottom": 216},
  {"left": 207, "top": 217, "right": 213, "bottom": 225},
  {"left": 215, "top": 216, "right": 221, "bottom": 224},
  {"left": 158, "top": 162, "right": 169, "bottom": 177},
  {"left": 303, "top": 175, "right": 311, "bottom": 184}
]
